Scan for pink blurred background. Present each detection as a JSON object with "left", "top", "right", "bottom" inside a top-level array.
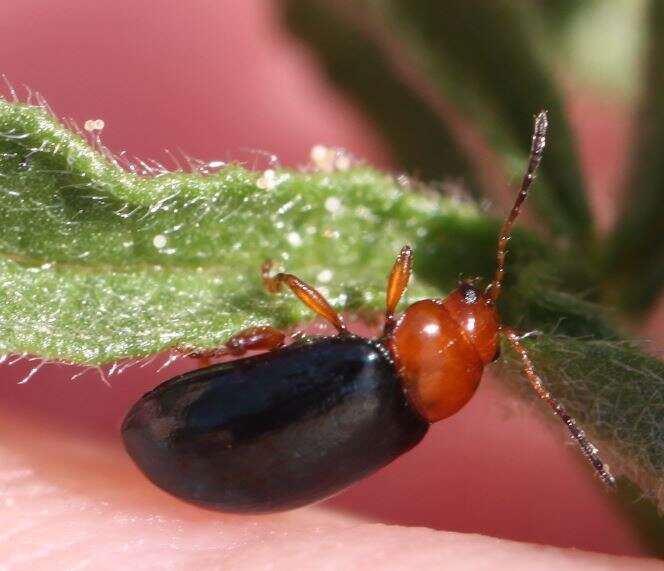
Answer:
[{"left": 0, "top": 0, "right": 660, "bottom": 558}]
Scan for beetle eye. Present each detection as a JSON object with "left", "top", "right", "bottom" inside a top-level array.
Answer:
[{"left": 459, "top": 283, "right": 479, "bottom": 305}]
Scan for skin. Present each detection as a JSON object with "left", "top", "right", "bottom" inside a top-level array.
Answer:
[{"left": 0, "top": 349, "right": 662, "bottom": 570}]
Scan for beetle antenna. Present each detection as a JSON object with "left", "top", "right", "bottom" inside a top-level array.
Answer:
[
  {"left": 487, "top": 111, "right": 548, "bottom": 304},
  {"left": 502, "top": 327, "right": 616, "bottom": 486}
]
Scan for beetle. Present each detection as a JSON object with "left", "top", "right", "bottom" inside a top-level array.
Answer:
[{"left": 122, "top": 111, "right": 615, "bottom": 513}]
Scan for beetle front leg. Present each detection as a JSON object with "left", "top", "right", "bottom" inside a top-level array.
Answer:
[{"left": 384, "top": 245, "right": 413, "bottom": 336}]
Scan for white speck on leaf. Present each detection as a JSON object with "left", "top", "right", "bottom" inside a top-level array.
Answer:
[
  {"left": 317, "top": 269, "right": 333, "bottom": 283},
  {"left": 325, "top": 196, "right": 343, "bottom": 214},
  {"left": 287, "top": 231, "right": 303, "bottom": 247},
  {"left": 152, "top": 234, "right": 168, "bottom": 249},
  {"left": 256, "top": 169, "right": 277, "bottom": 190}
]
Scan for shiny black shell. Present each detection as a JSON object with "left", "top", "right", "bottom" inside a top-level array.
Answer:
[{"left": 122, "top": 336, "right": 429, "bottom": 513}]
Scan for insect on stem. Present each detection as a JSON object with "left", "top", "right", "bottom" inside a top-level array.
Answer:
[
  {"left": 122, "top": 106, "right": 615, "bottom": 514},
  {"left": 488, "top": 111, "right": 548, "bottom": 304}
]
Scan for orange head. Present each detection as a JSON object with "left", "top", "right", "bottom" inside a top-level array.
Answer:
[
  {"left": 387, "top": 283, "right": 499, "bottom": 423},
  {"left": 386, "top": 111, "right": 548, "bottom": 423}
]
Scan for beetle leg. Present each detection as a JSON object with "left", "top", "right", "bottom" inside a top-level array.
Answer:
[
  {"left": 262, "top": 260, "right": 347, "bottom": 334},
  {"left": 180, "top": 326, "right": 286, "bottom": 359},
  {"left": 384, "top": 245, "right": 413, "bottom": 335},
  {"left": 501, "top": 326, "right": 616, "bottom": 487}
]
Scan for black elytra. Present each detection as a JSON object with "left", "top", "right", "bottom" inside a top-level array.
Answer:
[{"left": 122, "top": 336, "right": 428, "bottom": 513}]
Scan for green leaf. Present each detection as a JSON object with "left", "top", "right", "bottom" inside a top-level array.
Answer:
[
  {"left": 282, "top": 0, "right": 477, "bottom": 187},
  {"left": 500, "top": 335, "right": 664, "bottom": 511},
  {"left": 0, "top": 99, "right": 518, "bottom": 364},
  {"left": 606, "top": 0, "right": 664, "bottom": 315}
]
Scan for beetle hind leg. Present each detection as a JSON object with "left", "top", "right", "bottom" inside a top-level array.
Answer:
[{"left": 179, "top": 326, "right": 286, "bottom": 361}]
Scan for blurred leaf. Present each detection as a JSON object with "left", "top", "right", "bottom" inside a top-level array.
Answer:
[
  {"left": 506, "top": 282, "right": 622, "bottom": 341},
  {"left": 378, "top": 0, "right": 593, "bottom": 243},
  {"left": 283, "top": 0, "right": 592, "bottom": 244},
  {"left": 282, "top": 0, "right": 477, "bottom": 187},
  {"left": 527, "top": 0, "right": 587, "bottom": 29},
  {"left": 606, "top": 0, "right": 664, "bottom": 314},
  {"left": 501, "top": 335, "right": 664, "bottom": 511},
  {"left": 557, "top": 1, "right": 646, "bottom": 97},
  {"left": 614, "top": 479, "right": 664, "bottom": 558}
]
